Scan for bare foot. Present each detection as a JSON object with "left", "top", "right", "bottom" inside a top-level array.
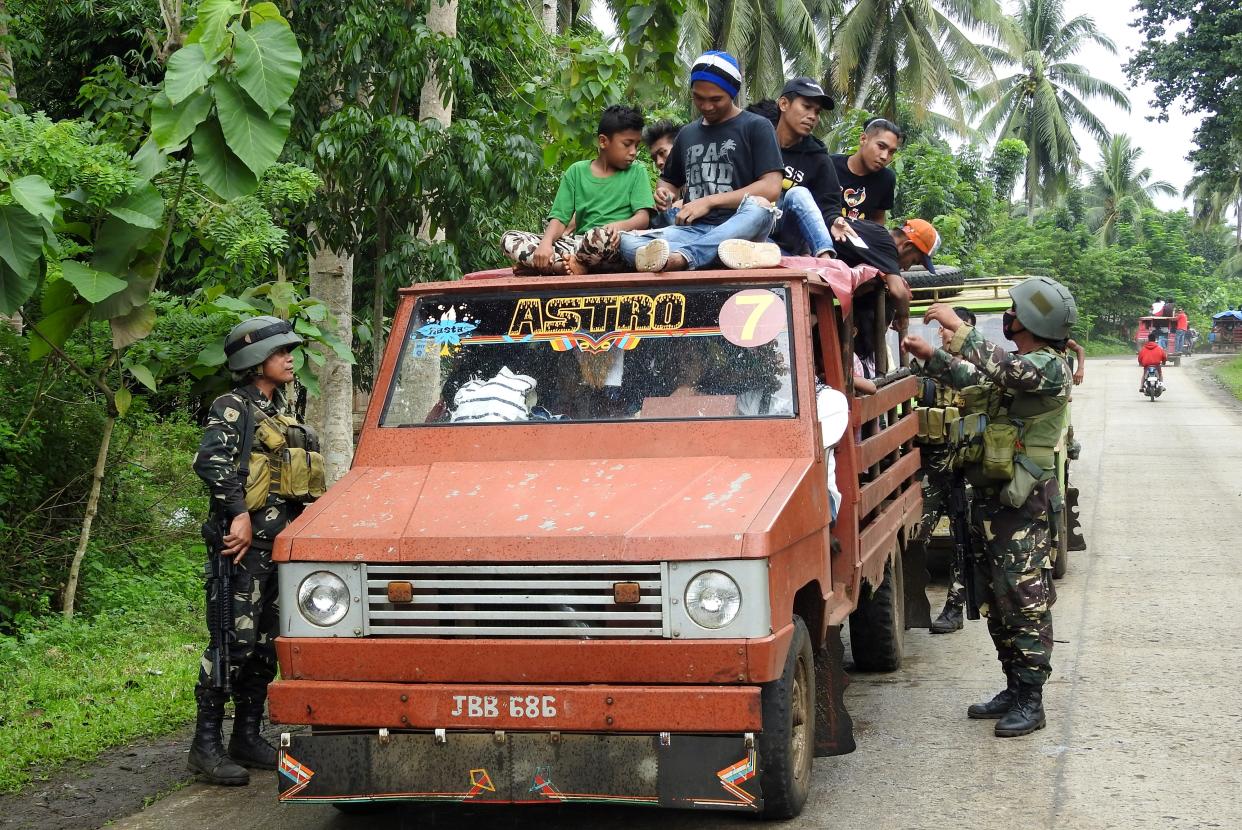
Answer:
[
  {"left": 665, "top": 252, "right": 689, "bottom": 271},
  {"left": 565, "top": 254, "right": 589, "bottom": 275}
]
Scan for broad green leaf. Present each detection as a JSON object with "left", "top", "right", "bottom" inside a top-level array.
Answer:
[
  {"left": 230, "top": 20, "right": 301, "bottom": 116},
  {"left": 291, "top": 346, "right": 305, "bottom": 373},
  {"left": 110, "top": 303, "right": 157, "bottom": 349},
  {"left": 293, "top": 317, "right": 321, "bottom": 337},
  {"left": 150, "top": 90, "right": 213, "bottom": 151},
  {"left": 306, "top": 348, "right": 325, "bottom": 367},
  {"left": 212, "top": 79, "right": 291, "bottom": 176},
  {"left": 191, "top": 115, "right": 258, "bottom": 200},
  {"left": 318, "top": 331, "right": 356, "bottom": 364},
  {"left": 127, "top": 362, "right": 158, "bottom": 391},
  {"left": 0, "top": 203, "right": 45, "bottom": 280},
  {"left": 186, "top": 0, "right": 239, "bottom": 61},
  {"left": 268, "top": 280, "right": 296, "bottom": 315},
  {"left": 198, "top": 341, "right": 227, "bottom": 367},
  {"left": 92, "top": 217, "right": 156, "bottom": 275},
  {"left": 210, "top": 294, "right": 259, "bottom": 314},
  {"left": 299, "top": 300, "right": 327, "bottom": 322},
  {"left": 165, "top": 43, "right": 215, "bottom": 105},
  {"left": 132, "top": 137, "right": 168, "bottom": 184},
  {"left": 42, "top": 276, "right": 77, "bottom": 314},
  {"left": 105, "top": 184, "right": 164, "bottom": 230},
  {"left": 61, "top": 261, "right": 128, "bottom": 304},
  {"left": 295, "top": 361, "right": 319, "bottom": 397},
  {"left": 0, "top": 261, "right": 37, "bottom": 315},
  {"left": 114, "top": 387, "right": 132, "bottom": 418},
  {"left": 247, "top": 2, "right": 287, "bottom": 27},
  {"left": 9, "top": 176, "right": 57, "bottom": 225},
  {"left": 28, "top": 301, "right": 88, "bottom": 361}
]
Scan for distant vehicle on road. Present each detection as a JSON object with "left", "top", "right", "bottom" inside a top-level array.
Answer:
[
  {"left": 1136, "top": 315, "right": 1187, "bottom": 365},
  {"left": 1209, "top": 310, "right": 1242, "bottom": 353}
]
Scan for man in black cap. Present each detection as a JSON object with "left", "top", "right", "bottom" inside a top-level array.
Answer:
[{"left": 722, "top": 78, "right": 842, "bottom": 268}]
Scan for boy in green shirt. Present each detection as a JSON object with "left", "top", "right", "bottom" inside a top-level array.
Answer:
[{"left": 502, "top": 105, "right": 654, "bottom": 274}]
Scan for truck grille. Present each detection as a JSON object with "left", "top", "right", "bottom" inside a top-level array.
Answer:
[{"left": 364, "top": 564, "right": 666, "bottom": 638}]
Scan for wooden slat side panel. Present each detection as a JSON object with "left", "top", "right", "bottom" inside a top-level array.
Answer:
[
  {"left": 857, "top": 451, "right": 922, "bottom": 517},
  {"left": 857, "top": 414, "right": 918, "bottom": 469},
  {"left": 853, "top": 375, "right": 919, "bottom": 423}
]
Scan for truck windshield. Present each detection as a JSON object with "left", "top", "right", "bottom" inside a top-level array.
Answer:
[{"left": 380, "top": 284, "right": 797, "bottom": 425}]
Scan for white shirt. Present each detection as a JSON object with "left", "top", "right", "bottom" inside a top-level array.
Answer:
[{"left": 816, "top": 382, "right": 849, "bottom": 519}]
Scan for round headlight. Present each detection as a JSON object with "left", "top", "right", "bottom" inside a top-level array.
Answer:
[
  {"left": 297, "top": 571, "right": 350, "bottom": 627},
  {"left": 684, "top": 570, "right": 742, "bottom": 630}
]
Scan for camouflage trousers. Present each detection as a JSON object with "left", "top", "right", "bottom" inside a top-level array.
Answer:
[
  {"left": 915, "top": 461, "right": 966, "bottom": 609},
  {"left": 501, "top": 227, "right": 623, "bottom": 274},
  {"left": 971, "top": 479, "right": 1059, "bottom": 688},
  {"left": 196, "top": 547, "right": 279, "bottom": 705}
]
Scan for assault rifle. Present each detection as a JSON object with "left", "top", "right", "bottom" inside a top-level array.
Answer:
[
  {"left": 948, "top": 472, "right": 981, "bottom": 621},
  {"left": 201, "top": 513, "right": 235, "bottom": 694}
]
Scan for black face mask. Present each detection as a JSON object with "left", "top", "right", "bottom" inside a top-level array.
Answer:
[{"left": 1002, "top": 310, "right": 1018, "bottom": 340}]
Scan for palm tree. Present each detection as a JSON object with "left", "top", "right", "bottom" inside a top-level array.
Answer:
[
  {"left": 1085, "top": 134, "right": 1176, "bottom": 244},
  {"left": 832, "top": 0, "right": 1004, "bottom": 125},
  {"left": 973, "top": 0, "right": 1129, "bottom": 220},
  {"left": 1184, "top": 146, "right": 1242, "bottom": 246},
  {"left": 598, "top": 0, "right": 838, "bottom": 100}
]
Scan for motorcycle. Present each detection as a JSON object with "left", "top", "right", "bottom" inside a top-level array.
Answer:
[{"left": 1142, "top": 366, "right": 1164, "bottom": 401}]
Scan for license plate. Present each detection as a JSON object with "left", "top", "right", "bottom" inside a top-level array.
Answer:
[{"left": 449, "top": 693, "right": 558, "bottom": 720}]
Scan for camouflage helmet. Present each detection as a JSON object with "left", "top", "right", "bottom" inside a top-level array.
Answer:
[
  {"left": 1010, "top": 276, "right": 1077, "bottom": 341},
  {"left": 224, "top": 315, "right": 303, "bottom": 371}
]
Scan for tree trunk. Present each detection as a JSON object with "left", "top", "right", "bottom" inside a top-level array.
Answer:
[
  {"left": 62, "top": 415, "right": 115, "bottom": 619},
  {"left": 373, "top": 203, "right": 388, "bottom": 381},
  {"left": 306, "top": 231, "right": 355, "bottom": 483},
  {"left": 851, "top": 37, "right": 882, "bottom": 111},
  {"left": 419, "top": 0, "right": 458, "bottom": 129},
  {"left": 1025, "top": 153, "right": 1037, "bottom": 225},
  {"left": 0, "top": 0, "right": 20, "bottom": 332},
  {"left": 541, "top": 0, "right": 556, "bottom": 33}
]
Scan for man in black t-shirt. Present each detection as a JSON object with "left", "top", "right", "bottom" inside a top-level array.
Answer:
[
  {"left": 832, "top": 118, "right": 902, "bottom": 224},
  {"left": 617, "top": 51, "right": 783, "bottom": 272}
]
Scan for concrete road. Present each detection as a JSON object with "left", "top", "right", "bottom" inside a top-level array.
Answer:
[{"left": 114, "top": 356, "right": 1242, "bottom": 830}]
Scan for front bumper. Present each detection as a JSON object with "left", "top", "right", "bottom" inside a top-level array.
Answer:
[
  {"left": 277, "top": 730, "right": 762, "bottom": 811},
  {"left": 268, "top": 680, "right": 761, "bottom": 733}
]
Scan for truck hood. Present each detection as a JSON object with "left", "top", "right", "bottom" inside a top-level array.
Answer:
[{"left": 276, "top": 456, "right": 809, "bottom": 562}]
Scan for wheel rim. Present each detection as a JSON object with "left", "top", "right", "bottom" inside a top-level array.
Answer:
[{"left": 790, "top": 652, "right": 811, "bottom": 782}]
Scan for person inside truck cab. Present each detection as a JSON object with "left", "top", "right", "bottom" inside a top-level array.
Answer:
[
  {"left": 501, "top": 105, "right": 655, "bottom": 276},
  {"left": 617, "top": 51, "right": 783, "bottom": 273}
]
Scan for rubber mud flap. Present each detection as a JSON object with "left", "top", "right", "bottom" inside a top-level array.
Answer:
[
  {"left": 814, "top": 625, "right": 855, "bottom": 758},
  {"left": 902, "top": 536, "right": 933, "bottom": 629}
]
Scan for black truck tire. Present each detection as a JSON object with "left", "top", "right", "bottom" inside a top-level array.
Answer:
[
  {"left": 759, "top": 616, "right": 814, "bottom": 819},
  {"left": 902, "top": 265, "right": 963, "bottom": 295},
  {"left": 849, "top": 550, "right": 905, "bottom": 672}
]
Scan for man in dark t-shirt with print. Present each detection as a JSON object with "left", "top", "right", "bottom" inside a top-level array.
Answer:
[
  {"left": 617, "top": 51, "right": 783, "bottom": 272},
  {"left": 833, "top": 117, "right": 901, "bottom": 224}
]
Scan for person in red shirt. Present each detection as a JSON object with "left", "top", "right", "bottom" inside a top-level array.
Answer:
[
  {"left": 1138, "top": 331, "right": 1166, "bottom": 390},
  {"left": 1174, "top": 307, "right": 1189, "bottom": 352}
]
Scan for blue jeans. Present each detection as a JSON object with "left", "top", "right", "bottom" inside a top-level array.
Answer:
[
  {"left": 1175, "top": 329, "right": 1186, "bottom": 351},
  {"left": 618, "top": 194, "right": 778, "bottom": 270},
  {"left": 774, "top": 186, "right": 835, "bottom": 257}
]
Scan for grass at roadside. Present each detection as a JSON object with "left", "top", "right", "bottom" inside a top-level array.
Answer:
[
  {"left": 0, "top": 599, "right": 200, "bottom": 792},
  {"left": 1211, "top": 354, "right": 1242, "bottom": 401},
  {"left": 1081, "top": 336, "right": 1133, "bottom": 357}
]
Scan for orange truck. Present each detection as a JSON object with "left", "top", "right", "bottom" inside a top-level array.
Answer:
[{"left": 269, "top": 262, "right": 926, "bottom": 817}]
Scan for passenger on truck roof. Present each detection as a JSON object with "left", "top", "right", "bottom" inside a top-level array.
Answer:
[
  {"left": 616, "top": 51, "right": 784, "bottom": 273},
  {"left": 642, "top": 119, "right": 684, "bottom": 230},
  {"left": 734, "top": 79, "right": 841, "bottom": 263},
  {"left": 501, "top": 105, "right": 655, "bottom": 276}
]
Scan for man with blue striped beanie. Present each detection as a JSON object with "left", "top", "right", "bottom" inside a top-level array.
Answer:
[{"left": 617, "top": 51, "right": 785, "bottom": 272}]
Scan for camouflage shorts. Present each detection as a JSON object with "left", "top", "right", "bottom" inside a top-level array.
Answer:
[{"left": 501, "top": 227, "right": 624, "bottom": 274}]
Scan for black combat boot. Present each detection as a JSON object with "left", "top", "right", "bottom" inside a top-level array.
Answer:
[
  {"left": 188, "top": 691, "right": 250, "bottom": 785},
  {"left": 967, "top": 674, "right": 1020, "bottom": 719},
  {"left": 994, "top": 684, "right": 1046, "bottom": 737},
  {"left": 228, "top": 698, "right": 278, "bottom": 769},
  {"left": 929, "top": 601, "right": 964, "bottom": 634}
]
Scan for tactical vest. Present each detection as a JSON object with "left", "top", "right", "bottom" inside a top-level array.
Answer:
[{"left": 242, "top": 403, "right": 327, "bottom": 511}]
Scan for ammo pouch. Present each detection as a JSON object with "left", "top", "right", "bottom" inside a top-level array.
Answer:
[
  {"left": 243, "top": 406, "right": 326, "bottom": 510},
  {"left": 982, "top": 422, "right": 1019, "bottom": 481},
  {"left": 1001, "top": 453, "right": 1051, "bottom": 509}
]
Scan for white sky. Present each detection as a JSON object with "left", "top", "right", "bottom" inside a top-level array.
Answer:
[
  {"left": 1058, "top": 0, "right": 1197, "bottom": 210},
  {"left": 590, "top": 0, "right": 1201, "bottom": 209}
]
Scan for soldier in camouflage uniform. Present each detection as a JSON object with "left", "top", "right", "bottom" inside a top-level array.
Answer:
[
  {"left": 914, "top": 306, "right": 976, "bottom": 634},
  {"left": 904, "top": 277, "right": 1076, "bottom": 737},
  {"left": 189, "top": 316, "right": 305, "bottom": 785}
]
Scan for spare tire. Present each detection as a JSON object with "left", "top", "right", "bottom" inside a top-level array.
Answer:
[{"left": 902, "top": 266, "right": 963, "bottom": 296}]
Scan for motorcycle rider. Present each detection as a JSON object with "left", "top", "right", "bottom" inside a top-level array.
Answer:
[{"left": 1137, "top": 331, "right": 1166, "bottom": 392}]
